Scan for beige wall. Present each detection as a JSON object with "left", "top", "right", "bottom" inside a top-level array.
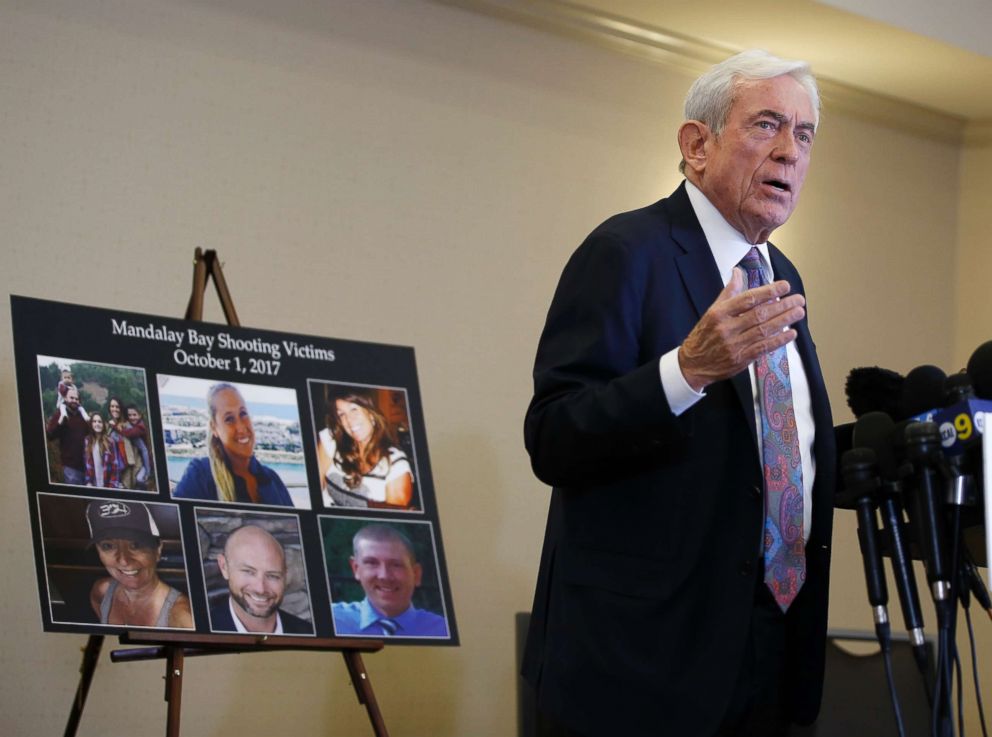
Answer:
[
  {"left": 0, "top": 0, "right": 982, "bottom": 735},
  {"left": 955, "top": 139, "right": 992, "bottom": 367}
]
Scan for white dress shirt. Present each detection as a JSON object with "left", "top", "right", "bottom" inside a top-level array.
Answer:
[{"left": 658, "top": 181, "right": 816, "bottom": 538}]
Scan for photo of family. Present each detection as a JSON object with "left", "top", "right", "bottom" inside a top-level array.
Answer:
[
  {"left": 308, "top": 381, "right": 421, "bottom": 512},
  {"left": 321, "top": 517, "right": 449, "bottom": 640},
  {"left": 195, "top": 508, "right": 315, "bottom": 635},
  {"left": 158, "top": 375, "right": 310, "bottom": 509},
  {"left": 38, "top": 493, "right": 194, "bottom": 629},
  {"left": 38, "top": 357, "right": 157, "bottom": 492}
]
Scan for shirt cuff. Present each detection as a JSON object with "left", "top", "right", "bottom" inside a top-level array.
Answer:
[{"left": 659, "top": 347, "right": 705, "bottom": 417}]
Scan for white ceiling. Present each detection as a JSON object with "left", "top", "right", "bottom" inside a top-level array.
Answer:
[{"left": 817, "top": 0, "right": 992, "bottom": 59}]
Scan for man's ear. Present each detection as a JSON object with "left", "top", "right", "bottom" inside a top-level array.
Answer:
[
  {"left": 350, "top": 556, "right": 360, "bottom": 581},
  {"left": 678, "top": 120, "right": 710, "bottom": 175},
  {"left": 218, "top": 553, "right": 229, "bottom": 581},
  {"left": 413, "top": 563, "right": 423, "bottom": 588}
]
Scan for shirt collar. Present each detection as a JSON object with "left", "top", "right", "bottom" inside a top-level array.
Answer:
[
  {"left": 684, "top": 180, "right": 773, "bottom": 285},
  {"left": 359, "top": 597, "right": 415, "bottom": 632}
]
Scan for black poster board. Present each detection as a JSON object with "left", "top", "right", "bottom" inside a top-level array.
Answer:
[{"left": 11, "top": 295, "right": 457, "bottom": 646}]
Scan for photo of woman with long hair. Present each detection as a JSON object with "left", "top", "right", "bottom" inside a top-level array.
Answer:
[
  {"left": 316, "top": 386, "right": 414, "bottom": 509},
  {"left": 107, "top": 396, "right": 141, "bottom": 488},
  {"left": 84, "top": 412, "right": 121, "bottom": 489},
  {"left": 173, "top": 382, "right": 293, "bottom": 506}
]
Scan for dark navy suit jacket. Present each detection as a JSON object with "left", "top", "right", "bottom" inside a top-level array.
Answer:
[{"left": 522, "top": 183, "right": 835, "bottom": 737}]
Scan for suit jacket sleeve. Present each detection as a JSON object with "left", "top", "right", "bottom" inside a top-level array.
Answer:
[{"left": 525, "top": 229, "right": 689, "bottom": 487}]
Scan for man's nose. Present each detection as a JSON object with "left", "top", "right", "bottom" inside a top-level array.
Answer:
[{"left": 773, "top": 131, "right": 800, "bottom": 163}]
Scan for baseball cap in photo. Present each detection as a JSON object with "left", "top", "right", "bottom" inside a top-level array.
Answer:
[{"left": 86, "top": 500, "right": 161, "bottom": 546}]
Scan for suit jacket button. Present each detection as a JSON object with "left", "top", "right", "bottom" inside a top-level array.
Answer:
[{"left": 739, "top": 560, "right": 754, "bottom": 576}]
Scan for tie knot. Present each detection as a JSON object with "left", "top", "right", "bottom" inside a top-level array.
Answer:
[{"left": 739, "top": 247, "right": 764, "bottom": 288}]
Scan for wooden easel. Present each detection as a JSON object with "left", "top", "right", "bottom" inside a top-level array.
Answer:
[{"left": 64, "top": 249, "right": 391, "bottom": 737}]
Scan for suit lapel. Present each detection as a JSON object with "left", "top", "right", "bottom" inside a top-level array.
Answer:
[{"left": 668, "top": 184, "right": 758, "bottom": 453}]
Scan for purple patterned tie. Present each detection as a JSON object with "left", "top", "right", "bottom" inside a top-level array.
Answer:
[{"left": 740, "top": 247, "right": 805, "bottom": 612}]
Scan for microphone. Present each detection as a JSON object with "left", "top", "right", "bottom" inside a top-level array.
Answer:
[
  {"left": 845, "top": 366, "right": 905, "bottom": 419},
  {"left": 839, "top": 448, "right": 891, "bottom": 641},
  {"left": 902, "top": 364, "right": 947, "bottom": 420},
  {"left": 853, "top": 412, "right": 927, "bottom": 654},
  {"left": 961, "top": 554, "right": 992, "bottom": 621},
  {"left": 944, "top": 371, "right": 974, "bottom": 405},
  {"left": 966, "top": 339, "right": 992, "bottom": 399},
  {"left": 923, "top": 372, "right": 992, "bottom": 462},
  {"left": 903, "top": 422, "right": 952, "bottom": 606}
]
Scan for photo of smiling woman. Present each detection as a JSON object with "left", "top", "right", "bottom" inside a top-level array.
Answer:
[
  {"left": 107, "top": 397, "right": 141, "bottom": 489},
  {"left": 314, "top": 384, "right": 416, "bottom": 510},
  {"left": 87, "top": 499, "right": 194, "bottom": 629},
  {"left": 37, "top": 494, "right": 194, "bottom": 630},
  {"left": 173, "top": 383, "right": 293, "bottom": 506},
  {"left": 84, "top": 413, "right": 121, "bottom": 489}
]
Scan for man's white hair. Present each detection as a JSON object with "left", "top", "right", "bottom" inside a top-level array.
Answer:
[{"left": 679, "top": 49, "right": 819, "bottom": 173}]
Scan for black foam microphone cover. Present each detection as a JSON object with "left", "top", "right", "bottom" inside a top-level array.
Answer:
[
  {"left": 852, "top": 411, "right": 898, "bottom": 480},
  {"left": 901, "top": 365, "right": 947, "bottom": 418},
  {"left": 845, "top": 366, "right": 904, "bottom": 418},
  {"left": 967, "top": 340, "right": 992, "bottom": 399},
  {"left": 943, "top": 371, "right": 974, "bottom": 406}
]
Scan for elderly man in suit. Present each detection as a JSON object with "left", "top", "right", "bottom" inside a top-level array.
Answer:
[{"left": 522, "top": 50, "right": 835, "bottom": 737}]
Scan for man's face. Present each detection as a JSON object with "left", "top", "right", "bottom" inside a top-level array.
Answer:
[
  {"left": 64, "top": 387, "right": 80, "bottom": 413},
  {"left": 693, "top": 75, "right": 816, "bottom": 244},
  {"left": 219, "top": 531, "right": 287, "bottom": 628},
  {"left": 350, "top": 538, "right": 422, "bottom": 618}
]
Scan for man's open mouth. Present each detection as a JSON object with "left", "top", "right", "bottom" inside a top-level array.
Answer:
[{"left": 764, "top": 179, "right": 791, "bottom": 192}]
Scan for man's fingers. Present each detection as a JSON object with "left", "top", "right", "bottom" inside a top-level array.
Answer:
[
  {"left": 726, "top": 279, "right": 795, "bottom": 314},
  {"left": 742, "top": 296, "right": 805, "bottom": 333},
  {"left": 740, "top": 328, "right": 799, "bottom": 364}
]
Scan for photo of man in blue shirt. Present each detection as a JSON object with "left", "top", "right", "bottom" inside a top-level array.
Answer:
[{"left": 331, "top": 523, "right": 448, "bottom": 638}]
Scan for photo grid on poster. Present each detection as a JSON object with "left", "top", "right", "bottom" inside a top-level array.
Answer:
[{"left": 11, "top": 296, "right": 457, "bottom": 645}]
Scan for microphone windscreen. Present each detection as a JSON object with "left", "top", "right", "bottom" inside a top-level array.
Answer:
[
  {"left": 837, "top": 447, "right": 878, "bottom": 509},
  {"left": 943, "top": 371, "right": 974, "bottom": 405},
  {"left": 967, "top": 340, "right": 992, "bottom": 399},
  {"left": 853, "top": 411, "right": 897, "bottom": 479},
  {"left": 845, "top": 366, "right": 904, "bottom": 419},
  {"left": 902, "top": 364, "right": 947, "bottom": 418}
]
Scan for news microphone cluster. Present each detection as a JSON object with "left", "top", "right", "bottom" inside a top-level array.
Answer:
[{"left": 838, "top": 341, "right": 992, "bottom": 737}]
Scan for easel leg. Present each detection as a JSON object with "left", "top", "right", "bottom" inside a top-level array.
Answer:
[
  {"left": 64, "top": 635, "right": 104, "bottom": 737},
  {"left": 341, "top": 651, "right": 390, "bottom": 737},
  {"left": 164, "top": 646, "right": 185, "bottom": 737}
]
